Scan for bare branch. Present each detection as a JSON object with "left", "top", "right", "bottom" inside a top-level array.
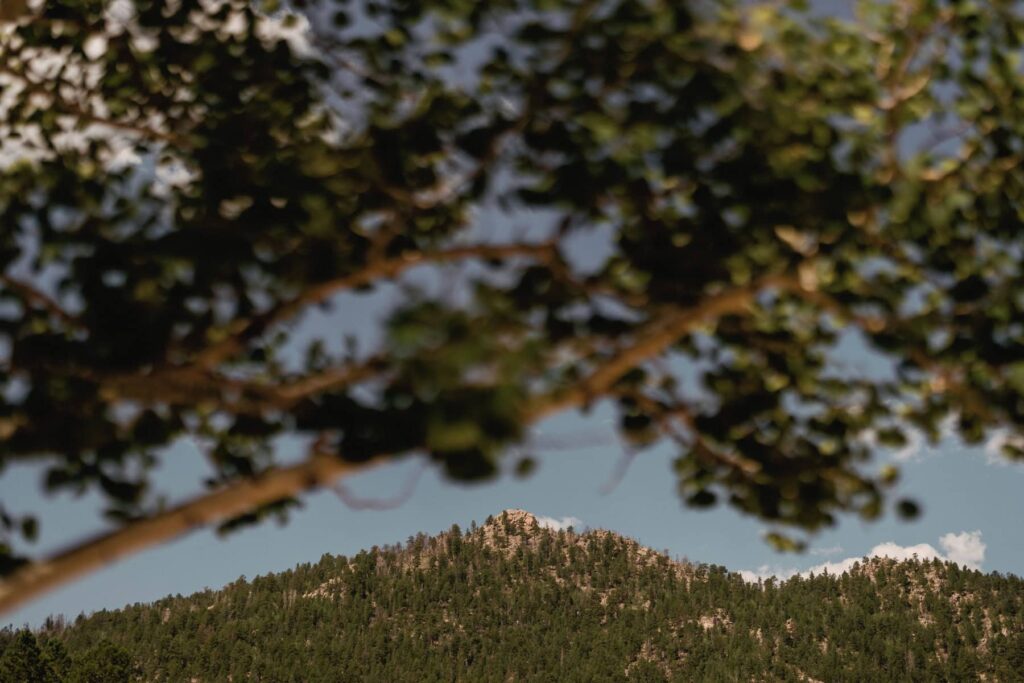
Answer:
[
  {"left": 0, "top": 64, "right": 186, "bottom": 146},
  {"left": 0, "top": 452, "right": 384, "bottom": 616},
  {"left": 332, "top": 461, "right": 427, "bottom": 511},
  {"left": 0, "top": 274, "right": 80, "bottom": 328},
  {"left": 526, "top": 276, "right": 791, "bottom": 422},
  {"left": 0, "top": 274, "right": 797, "bottom": 615},
  {"left": 194, "top": 240, "right": 558, "bottom": 369},
  {"left": 599, "top": 448, "right": 639, "bottom": 495},
  {"left": 267, "top": 356, "right": 389, "bottom": 407}
]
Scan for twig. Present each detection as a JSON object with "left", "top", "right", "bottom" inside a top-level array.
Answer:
[
  {"left": 526, "top": 276, "right": 793, "bottom": 422},
  {"left": 0, "top": 274, "right": 797, "bottom": 615},
  {"left": 193, "top": 240, "right": 558, "bottom": 369},
  {"left": 332, "top": 461, "right": 427, "bottom": 510},
  {"left": 600, "top": 448, "right": 639, "bottom": 495},
  {"left": 0, "top": 274, "right": 80, "bottom": 327},
  {"left": 269, "top": 356, "right": 388, "bottom": 406},
  {"left": 0, "top": 64, "right": 185, "bottom": 146}
]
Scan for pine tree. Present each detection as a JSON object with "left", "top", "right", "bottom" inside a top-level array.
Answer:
[{"left": 0, "top": 630, "right": 57, "bottom": 683}]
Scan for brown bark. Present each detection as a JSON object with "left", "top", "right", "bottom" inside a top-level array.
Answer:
[
  {"left": 0, "top": 454, "right": 382, "bottom": 615},
  {"left": 0, "top": 276, "right": 796, "bottom": 616},
  {"left": 193, "top": 241, "right": 558, "bottom": 369}
]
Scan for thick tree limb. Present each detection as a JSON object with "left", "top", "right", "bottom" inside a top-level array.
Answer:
[
  {"left": 28, "top": 241, "right": 554, "bottom": 409},
  {"left": 0, "top": 274, "right": 793, "bottom": 616},
  {"left": 0, "top": 453, "right": 381, "bottom": 616},
  {"left": 526, "top": 277, "right": 788, "bottom": 422}
]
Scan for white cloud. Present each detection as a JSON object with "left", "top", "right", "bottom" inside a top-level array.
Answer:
[
  {"left": 939, "top": 530, "right": 985, "bottom": 570},
  {"left": 807, "top": 541, "right": 945, "bottom": 577},
  {"left": 737, "top": 564, "right": 799, "bottom": 583},
  {"left": 739, "top": 530, "right": 986, "bottom": 582},
  {"left": 809, "top": 545, "right": 844, "bottom": 557},
  {"left": 535, "top": 515, "right": 582, "bottom": 532}
]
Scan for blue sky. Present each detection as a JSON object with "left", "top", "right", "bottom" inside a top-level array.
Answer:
[
  {"left": 4, "top": 394, "right": 1023, "bottom": 628},
  {"left": 3, "top": 0, "right": 1023, "bottom": 630},
  {"left": 4, "top": 126, "right": 1024, "bottom": 629}
]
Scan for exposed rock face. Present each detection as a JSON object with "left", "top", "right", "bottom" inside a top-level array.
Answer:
[
  {"left": 492, "top": 508, "right": 538, "bottom": 528},
  {"left": 47, "top": 511, "right": 1024, "bottom": 682},
  {"left": 476, "top": 509, "right": 692, "bottom": 579}
]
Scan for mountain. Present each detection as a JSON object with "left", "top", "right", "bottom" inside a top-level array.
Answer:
[{"left": 4, "top": 509, "right": 1024, "bottom": 682}]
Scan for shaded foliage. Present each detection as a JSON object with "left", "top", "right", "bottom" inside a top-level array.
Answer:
[
  {"left": 1, "top": 0, "right": 1024, "bottom": 575},
  {"left": 0, "top": 630, "right": 131, "bottom": 683}
]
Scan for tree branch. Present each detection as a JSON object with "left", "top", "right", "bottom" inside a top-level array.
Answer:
[
  {"left": 266, "top": 356, "right": 389, "bottom": 407},
  {"left": 97, "top": 355, "right": 388, "bottom": 414},
  {"left": 0, "top": 452, "right": 382, "bottom": 616},
  {"left": 331, "top": 461, "right": 427, "bottom": 510},
  {"left": 30, "top": 242, "right": 555, "bottom": 410},
  {"left": 0, "top": 64, "right": 185, "bottom": 146},
  {"left": 0, "top": 275, "right": 80, "bottom": 328},
  {"left": 193, "top": 240, "right": 558, "bottom": 369},
  {"left": 525, "top": 276, "right": 789, "bottom": 422},
  {"left": 0, "top": 274, "right": 794, "bottom": 616},
  {"left": 775, "top": 279, "right": 995, "bottom": 422},
  {"left": 618, "top": 386, "right": 763, "bottom": 478}
]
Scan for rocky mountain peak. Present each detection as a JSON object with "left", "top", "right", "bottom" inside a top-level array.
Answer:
[
  {"left": 492, "top": 508, "right": 540, "bottom": 529},
  {"left": 38, "top": 511, "right": 1024, "bottom": 682}
]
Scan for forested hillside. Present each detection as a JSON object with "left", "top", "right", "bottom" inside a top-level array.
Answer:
[{"left": 5, "top": 510, "right": 1024, "bottom": 682}]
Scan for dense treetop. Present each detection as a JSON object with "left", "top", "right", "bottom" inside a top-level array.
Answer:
[
  {"left": 7, "top": 510, "right": 1024, "bottom": 681},
  {"left": 1, "top": 0, "right": 1024, "bottom": 607}
]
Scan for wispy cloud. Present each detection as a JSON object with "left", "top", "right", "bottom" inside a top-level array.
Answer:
[
  {"left": 739, "top": 530, "right": 986, "bottom": 582},
  {"left": 806, "top": 541, "right": 945, "bottom": 577},
  {"left": 809, "top": 545, "right": 844, "bottom": 557},
  {"left": 535, "top": 515, "right": 582, "bottom": 531}
]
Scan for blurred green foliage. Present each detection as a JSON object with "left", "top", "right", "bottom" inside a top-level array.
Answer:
[{"left": 0, "top": 0, "right": 1023, "bottom": 567}]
